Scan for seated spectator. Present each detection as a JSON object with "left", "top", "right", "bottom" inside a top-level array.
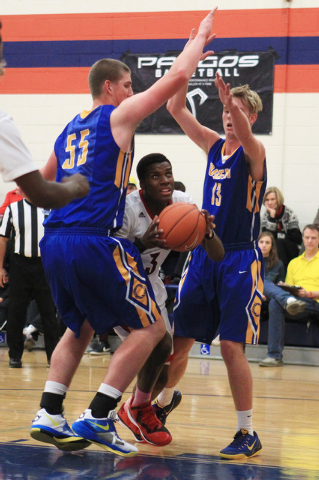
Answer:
[
  {"left": 259, "top": 225, "right": 319, "bottom": 367},
  {"left": 261, "top": 187, "right": 302, "bottom": 271},
  {"left": 126, "top": 176, "right": 138, "bottom": 195}
]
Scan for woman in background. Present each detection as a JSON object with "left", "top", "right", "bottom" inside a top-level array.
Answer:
[{"left": 261, "top": 187, "right": 302, "bottom": 271}]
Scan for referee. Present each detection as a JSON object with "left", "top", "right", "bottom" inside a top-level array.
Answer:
[{"left": 0, "top": 196, "right": 59, "bottom": 367}]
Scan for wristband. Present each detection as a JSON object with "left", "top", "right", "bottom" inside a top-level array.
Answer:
[
  {"left": 205, "top": 232, "right": 215, "bottom": 240},
  {"left": 309, "top": 291, "right": 313, "bottom": 298}
]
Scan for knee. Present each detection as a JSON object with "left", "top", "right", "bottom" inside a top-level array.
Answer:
[
  {"left": 220, "top": 340, "right": 245, "bottom": 366},
  {"left": 173, "top": 335, "right": 194, "bottom": 362}
]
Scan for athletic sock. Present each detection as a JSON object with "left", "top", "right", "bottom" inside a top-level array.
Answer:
[
  {"left": 156, "top": 387, "right": 175, "bottom": 408},
  {"left": 40, "top": 382, "right": 68, "bottom": 415},
  {"left": 132, "top": 387, "right": 151, "bottom": 406},
  {"left": 89, "top": 383, "right": 122, "bottom": 418},
  {"left": 237, "top": 409, "right": 253, "bottom": 436}
]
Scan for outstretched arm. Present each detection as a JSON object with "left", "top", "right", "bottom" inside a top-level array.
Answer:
[
  {"left": 15, "top": 170, "right": 90, "bottom": 210},
  {"left": 112, "top": 8, "right": 218, "bottom": 151},
  {"left": 167, "top": 28, "right": 220, "bottom": 155},
  {"left": 215, "top": 72, "right": 265, "bottom": 181}
]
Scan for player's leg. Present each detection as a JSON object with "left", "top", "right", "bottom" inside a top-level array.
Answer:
[
  {"left": 218, "top": 247, "right": 263, "bottom": 459},
  {"left": 30, "top": 320, "right": 95, "bottom": 451},
  {"left": 116, "top": 304, "right": 173, "bottom": 445},
  {"left": 152, "top": 334, "right": 194, "bottom": 425}
]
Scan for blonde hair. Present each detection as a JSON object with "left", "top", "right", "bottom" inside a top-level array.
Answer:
[
  {"left": 263, "top": 187, "right": 284, "bottom": 208},
  {"left": 230, "top": 84, "right": 263, "bottom": 115},
  {"left": 88, "top": 59, "right": 131, "bottom": 98}
]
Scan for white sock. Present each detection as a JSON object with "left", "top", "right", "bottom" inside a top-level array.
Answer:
[
  {"left": 237, "top": 409, "right": 253, "bottom": 436},
  {"left": 44, "top": 381, "right": 68, "bottom": 396},
  {"left": 98, "top": 383, "right": 122, "bottom": 399},
  {"left": 157, "top": 387, "right": 175, "bottom": 407},
  {"left": 286, "top": 296, "right": 297, "bottom": 305}
]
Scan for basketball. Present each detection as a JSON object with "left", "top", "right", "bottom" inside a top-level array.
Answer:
[{"left": 158, "top": 203, "right": 206, "bottom": 252}]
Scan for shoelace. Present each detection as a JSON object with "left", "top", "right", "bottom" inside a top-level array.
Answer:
[
  {"left": 138, "top": 404, "right": 163, "bottom": 430},
  {"left": 230, "top": 429, "right": 250, "bottom": 446}
]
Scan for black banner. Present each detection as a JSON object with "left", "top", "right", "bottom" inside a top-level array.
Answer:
[{"left": 121, "top": 51, "right": 275, "bottom": 135}]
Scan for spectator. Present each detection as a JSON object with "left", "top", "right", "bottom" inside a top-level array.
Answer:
[
  {"left": 261, "top": 187, "right": 302, "bottom": 270},
  {"left": 0, "top": 197, "right": 60, "bottom": 368},
  {"left": 126, "top": 176, "right": 138, "bottom": 195},
  {"left": 259, "top": 225, "right": 319, "bottom": 367},
  {"left": 173, "top": 181, "right": 186, "bottom": 192}
]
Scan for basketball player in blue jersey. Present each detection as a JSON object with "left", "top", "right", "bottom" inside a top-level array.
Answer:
[
  {"left": 30, "top": 9, "right": 218, "bottom": 456},
  {"left": 159, "top": 70, "right": 266, "bottom": 459}
]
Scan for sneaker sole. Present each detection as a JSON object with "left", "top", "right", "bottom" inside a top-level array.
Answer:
[
  {"left": 72, "top": 423, "right": 138, "bottom": 457},
  {"left": 30, "top": 427, "right": 92, "bottom": 452},
  {"left": 259, "top": 362, "right": 283, "bottom": 367},
  {"left": 286, "top": 303, "right": 306, "bottom": 315},
  {"left": 117, "top": 414, "right": 145, "bottom": 443},
  {"left": 220, "top": 445, "right": 262, "bottom": 460}
]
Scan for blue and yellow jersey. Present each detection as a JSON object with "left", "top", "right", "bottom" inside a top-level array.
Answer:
[
  {"left": 45, "top": 105, "right": 133, "bottom": 231},
  {"left": 202, "top": 138, "right": 267, "bottom": 246}
]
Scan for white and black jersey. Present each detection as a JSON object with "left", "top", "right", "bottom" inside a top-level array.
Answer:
[
  {"left": 116, "top": 189, "right": 194, "bottom": 310},
  {"left": 0, "top": 199, "right": 48, "bottom": 257}
]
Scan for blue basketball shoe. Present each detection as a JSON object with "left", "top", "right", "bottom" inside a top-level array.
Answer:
[
  {"left": 220, "top": 429, "right": 262, "bottom": 459},
  {"left": 72, "top": 409, "right": 138, "bottom": 457},
  {"left": 152, "top": 390, "right": 182, "bottom": 426},
  {"left": 30, "top": 408, "right": 91, "bottom": 451}
]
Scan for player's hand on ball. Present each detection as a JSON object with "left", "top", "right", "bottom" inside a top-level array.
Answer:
[{"left": 141, "top": 217, "right": 167, "bottom": 250}]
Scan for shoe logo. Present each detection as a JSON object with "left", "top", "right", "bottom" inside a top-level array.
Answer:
[
  {"left": 139, "top": 212, "right": 146, "bottom": 218},
  {"left": 239, "top": 271, "right": 247, "bottom": 274},
  {"left": 88, "top": 420, "right": 110, "bottom": 431},
  {"left": 44, "top": 414, "right": 59, "bottom": 427},
  {"left": 247, "top": 440, "right": 256, "bottom": 451}
]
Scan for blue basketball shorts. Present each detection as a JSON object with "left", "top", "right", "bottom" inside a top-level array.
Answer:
[
  {"left": 173, "top": 244, "right": 264, "bottom": 345},
  {"left": 40, "top": 229, "right": 161, "bottom": 337}
]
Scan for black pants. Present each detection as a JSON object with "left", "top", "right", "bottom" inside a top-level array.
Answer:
[{"left": 7, "top": 254, "right": 59, "bottom": 362}]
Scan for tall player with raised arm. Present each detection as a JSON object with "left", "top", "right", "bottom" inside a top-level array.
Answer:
[
  {"left": 30, "top": 9, "right": 218, "bottom": 457},
  {"left": 163, "top": 65, "right": 266, "bottom": 459}
]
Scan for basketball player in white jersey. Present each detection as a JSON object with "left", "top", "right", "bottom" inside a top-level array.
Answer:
[{"left": 115, "top": 153, "right": 224, "bottom": 445}]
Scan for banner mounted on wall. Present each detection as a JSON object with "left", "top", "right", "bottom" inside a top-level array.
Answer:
[{"left": 121, "top": 51, "right": 275, "bottom": 135}]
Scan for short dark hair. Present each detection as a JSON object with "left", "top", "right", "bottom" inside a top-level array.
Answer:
[
  {"left": 136, "top": 153, "right": 172, "bottom": 182},
  {"left": 174, "top": 181, "right": 186, "bottom": 192},
  {"left": 303, "top": 224, "right": 319, "bottom": 234},
  {"left": 88, "top": 59, "right": 131, "bottom": 98}
]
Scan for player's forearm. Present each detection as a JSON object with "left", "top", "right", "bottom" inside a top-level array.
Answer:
[
  {"left": 16, "top": 171, "right": 90, "bottom": 209},
  {"left": 203, "top": 233, "right": 225, "bottom": 261},
  {"left": 167, "top": 83, "right": 188, "bottom": 118},
  {"left": 229, "top": 102, "right": 253, "bottom": 144}
]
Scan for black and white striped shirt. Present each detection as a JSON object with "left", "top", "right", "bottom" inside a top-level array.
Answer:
[{"left": 0, "top": 199, "right": 49, "bottom": 257}]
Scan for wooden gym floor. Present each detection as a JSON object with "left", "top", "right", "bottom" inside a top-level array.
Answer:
[{"left": 0, "top": 346, "right": 318, "bottom": 480}]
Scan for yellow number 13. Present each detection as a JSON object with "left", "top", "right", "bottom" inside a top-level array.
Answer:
[
  {"left": 211, "top": 182, "right": 222, "bottom": 206},
  {"left": 62, "top": 129, "right": 90, "bottom": 169}
]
